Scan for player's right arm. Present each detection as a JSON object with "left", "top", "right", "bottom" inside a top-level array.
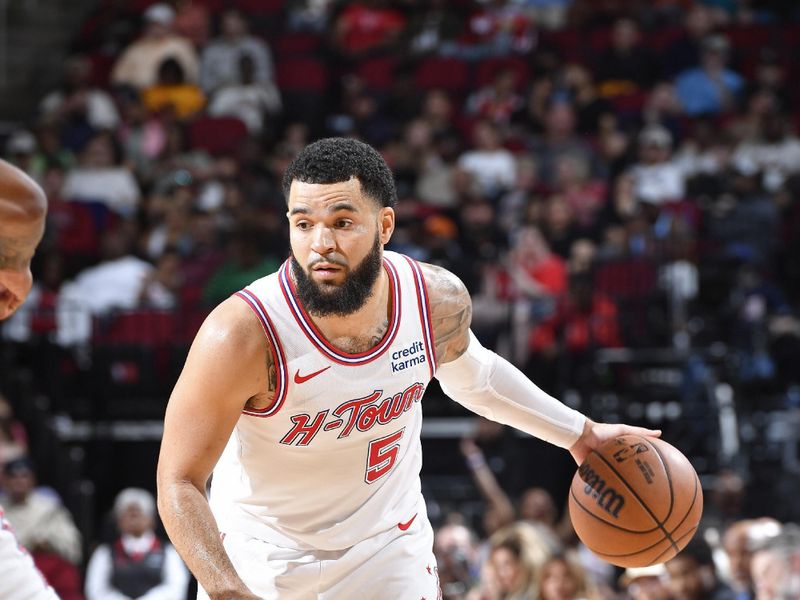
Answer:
[{"left": 157, "top": 296, "right": 271, "bottom": 600}]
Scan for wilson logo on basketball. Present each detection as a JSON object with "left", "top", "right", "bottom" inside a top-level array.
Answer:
[{"left": 578, "top": 462, "right": 626, "bottom": 518}]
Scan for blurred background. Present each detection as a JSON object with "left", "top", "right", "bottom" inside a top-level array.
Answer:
[{"left": 1, "top": 0, "right": 799, "bottom": 598}]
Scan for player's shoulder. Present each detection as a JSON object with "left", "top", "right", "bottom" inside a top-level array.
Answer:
[
  {"left": 415, "top": 261, "right": 470, "bottom": 305},
  {"left": 194, "top": 293, "right": 272, "bottom": 355}
]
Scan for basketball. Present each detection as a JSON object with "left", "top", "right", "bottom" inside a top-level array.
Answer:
[{"left": 568, "top": 435, "right": 703, "bottom": 568}]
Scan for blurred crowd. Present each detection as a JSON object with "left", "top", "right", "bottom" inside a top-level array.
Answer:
[{"left": 1, "top": 0, "right": 800, "bottom": 598}]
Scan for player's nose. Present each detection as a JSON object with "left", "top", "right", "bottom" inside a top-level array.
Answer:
[
  {"left": 0, "top": 268, "right": 33, "bottom": 320},
  {"left": 310, "top": 224, "right": 335, "bottom": 254}
]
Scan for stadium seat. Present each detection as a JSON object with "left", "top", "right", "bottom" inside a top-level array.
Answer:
[
  {"left": 187, "top": 116, "right": 249, "bottom": 156},
  {"left": 414, "top": 57, "right": 470, "bottom": 93}
]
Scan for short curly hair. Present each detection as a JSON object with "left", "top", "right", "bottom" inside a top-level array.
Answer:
[{"left": 282, "top": 137, "right": 396, "bottom": 208}]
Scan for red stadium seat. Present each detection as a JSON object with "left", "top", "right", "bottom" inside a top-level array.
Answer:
[
  {"left": 273, "top": 32, "right": 323, "bottom": 57},
  {"left": 275, "top": 57, "right": 328, "bottom": 92},
  {"left": 355, "top": 56, "right": 397, "bottom": 91},
  {"left": 231, "top": 0, "right": 285, "bottom": 15},
  {"left": 188, "top": 116, "right": 249, "bottom": 156},
  {"left": 414, "top": 57, "right": 470, "bottom": 92},
  {"left": 94, "top": 310, "right": 176, "bottom": 346}
]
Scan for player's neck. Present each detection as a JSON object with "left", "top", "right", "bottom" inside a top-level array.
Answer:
[{"left": 309, "top": 269, "right": 391, "bottom": 353}]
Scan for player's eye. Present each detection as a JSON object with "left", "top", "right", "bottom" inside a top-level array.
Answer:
[
  {"left": 335, "top": 219, "right": 352, "bottom": 228},
  {"left": 295, "top": 220, "right": 312, "bottom": 231}
]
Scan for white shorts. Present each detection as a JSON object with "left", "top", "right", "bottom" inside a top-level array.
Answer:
[
  {"left": 199, "top": 514, "right": 441, "bottom": 600},
  {"left": 0, "top": 510, "right": 59, "bottom": 600}
]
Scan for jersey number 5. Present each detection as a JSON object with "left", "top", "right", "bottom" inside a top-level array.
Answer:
[{"left": 365, "top": 428, "right": 405, "bottom": 484}]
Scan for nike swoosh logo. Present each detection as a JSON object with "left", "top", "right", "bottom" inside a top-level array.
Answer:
[
  {"left": 294, "top": 366, "right": 331, "bottom": 384},
  {"left": 397, "top": 513, "right": 417, "bottom": 531}
]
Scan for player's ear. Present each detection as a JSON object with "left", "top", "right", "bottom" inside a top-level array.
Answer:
[{"left": 378, "top": 207, "right": 395, "bottom": 245}]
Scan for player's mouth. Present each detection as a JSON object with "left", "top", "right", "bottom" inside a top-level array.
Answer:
[{"left": 311, "top": 263, "right": 344, "bottom": 279}]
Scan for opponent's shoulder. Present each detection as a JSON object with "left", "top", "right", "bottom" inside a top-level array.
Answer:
[
  {"left": 417, "top": 261, "right": 472, "bottom": 363},
  {"left": 0, "top": 160, "right": 47, "bottom": 222}
]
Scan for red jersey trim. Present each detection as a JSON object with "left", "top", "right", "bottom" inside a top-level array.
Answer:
[
  {"left": 404, "top": 257, "right": 437, "bottom": 377},
  {"left": 234, "top": 290, "right": 288, "bottom": 417},
  {"left": 277, "top": 258, "right": 402, "bottom": 366}
]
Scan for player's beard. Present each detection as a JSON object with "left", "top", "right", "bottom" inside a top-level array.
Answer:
[{"left": 291, "top": 234, "right": 383, "bottom": 317}]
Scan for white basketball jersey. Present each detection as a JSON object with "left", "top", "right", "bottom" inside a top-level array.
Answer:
[{"left": 209, "top": 251, "right": 437, "bottom": 551}]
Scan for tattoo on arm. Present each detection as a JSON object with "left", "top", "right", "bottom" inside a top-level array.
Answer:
[
  {"left": 421, "top": 263, "right": 472, "bottom": 364},
  {"left": 266, "top": 346, "right": 277, "bottom": 394}
]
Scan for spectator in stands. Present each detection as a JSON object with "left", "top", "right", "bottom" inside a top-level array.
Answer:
[
  {"left": 466, "top": 66, "right": 525, "bottom": 128},
  {"left": 665, "top": 537, "right": 737, "bottom": 600},
  {"left": 674, "top": 118, "right": 733, "bottom": 179},
  {"left": 201, "top": 224, "right": 280, "bottom": 307},
  {"left": 642, "top": 81, "right": 684, "bottom": 139},
  {"left": 594, "top": 16, "right": 657, "bottom": 96},
  {"left": 721, "top": 519, "right": 761, "bottom": 600},
  {"left": 0, "top": 393, "right": 28, "bottom": 471},
  {"left": 435, "top": 520, "right": 482, "bottom": 600},
  {"left": 529, "top": 272, "right": 621, "bottom": 390},
  {"left": 116, "top": 87, "right": 168, "bottom": 182},
  {"left": 401, "top": 0, "right": 465, "bottom": 58},
  {"left": 419, "top": 88, "right": 462, "bottom": 145},
  {"left": 527, "top": 99, "right": 598, "bottom": 188},
  {"left": 732, "top": 111, "right": 800, "bottom": 192},
  {"left": 142, "top": 58, "right": 205, "bottom": 121},
  {"left": 541, "top": 195, "right": 583, "bottom": 259},
  {"left": 749, "top": 523, "right": 800, "bottom": 600},
  {"left": 147, "top": 122, "right": 214, "bottom": 197},
  {"left": 4, "top": 129, "right": 38, "bottom": 174},
  {"left": 139, "top": 249, "right": 182, "bottom": 310},
  {"left": 331, "top": 1, "right": 406, "bottom": 59},
  {"left": 61, "top": 131, "right": 141, "bottom": 216},
  {"left": 503, "top": 225, "right": 567, "bottom": 364},
  {"left": 662, "top": 4, "right": 718, "bottom": 78},
  {"left": 0, "top": 457, "right": 83, "bottom": 599},
  {"left": 674, "top": 34, "right": 744, "bottom": 116},
  {"left": 536, "top": 553, "right": 601, "bottom": 600},
  {"left": 552, "top": 152, "right": 606, "bottom": 229},
  {"left": 172, "top": 0, "right": 210, "bottom": 48},
  {"left": 1, "top": 251, "right": 64, "bottom": 343},
  {"left": 208, "top": 53, "right": 282, "bottom": 136},
  {"left": 111, "top": 3, "right": 199, "bottom": 91},
  {"left": 85, "top": 488, "right": 188, "bottom": 600},
  {"left": 39, "top": 54, "right": 120, "bottom": 145},
  {"left": 518, "top": 488, "right": 557, "bottom": 531},
  {"left": 401, "top": 118, "right": 458, "bottom": 209},
  {"left": 471, "top": 522, "right": 553, "bottom": 600},
  {"left": 619, "top": 564, "right": 672, "bottom": 600},
  {"left": 561, "top": 63, "right": 612, "bottom": 136},
  {"left": 199, "top": 8, "right": 277, "bottom": 96},
  {"left": 457, "top": 120, "right": 517, "bottom": 199},
  {"left": 708, "top": 159, "right": 779, "bottom": 270},
  {"left": 497, "top": 155, "right": 539, "bottom": 234},
  {"left": 460, "top": 437, "right": 516, "bottom": 544},
  {"left": 55, "top": 222, "right": 154, "bottom": 346},
  {"left": 452, "top": 0, "right": 536, "bottom": 59},
  {"left": 628, "top": 124, "right": 685, "bottom": 207}
]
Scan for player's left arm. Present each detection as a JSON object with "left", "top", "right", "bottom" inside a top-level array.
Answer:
[{"left": 420, "top": 262, "right": 659, "bottom": 465}]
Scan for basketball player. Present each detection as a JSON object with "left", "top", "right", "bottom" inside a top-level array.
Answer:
[
  {"left": 0, "top": 158, "right": 57, "bottom": 599},
  {"left": 157, "top": 138, "right": 660, "bottom": 599}
]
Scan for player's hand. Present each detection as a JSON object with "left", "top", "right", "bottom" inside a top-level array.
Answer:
[{"left": 568, "top": 419, "right": 661, "bottom": 466}]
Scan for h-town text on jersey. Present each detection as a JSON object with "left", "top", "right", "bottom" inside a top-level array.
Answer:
[{"left": 280, "top": 382, "right": 425, "bottom": 446}]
